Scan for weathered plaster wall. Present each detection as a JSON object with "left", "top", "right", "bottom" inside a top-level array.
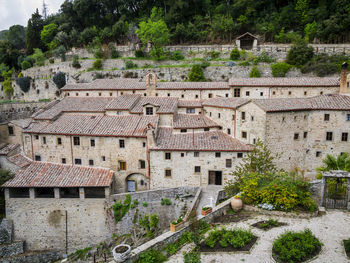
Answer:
[{"left": 0, "top": 101, "right": 47, "bottom": 123}]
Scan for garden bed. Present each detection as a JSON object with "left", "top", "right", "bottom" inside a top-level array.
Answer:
[
  {"left": 213, "top": 210, "right": 253, "bottom": 224},
  {"left": 251, "top": 219, "right": 287, "bottom": 231},
  {"left": 343, "top": 239, "right": 350, "bottom": 258},
  {"left": 200, "top": 236, "right": 258, "bottom": 253}
]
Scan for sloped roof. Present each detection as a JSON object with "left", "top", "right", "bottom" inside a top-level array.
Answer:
[
  {"left": 130, "top": 97, "right": 178, "bottom": 114},
  {"left": 61, "top": 78, "right": 145, "bottom": 91},
  {"left": 236, "top": 32, "right": 258, "bottom": 40},
  {"left": 7, "top": 154, "right": 32, "bottom": 168},
  {"left": 229, "top": 77, "right": 339, "bottom": 87},
  {"left": 177, "top": 100, "right": 203, "bottom": 108},
  {"left": 3, "top": 161, "right": 113, "bottom": 188},
  {"left": 203, "top": 97, "right": 250, "bottom": 109},
  {"left": 173, "top": 114, "right": 221, "bottom": 129},
  {"left": 0, "top": 144, "right": 20, "bottom": 156},
  {"left": 105, "top": 94, "right": 141, "bottom": 110},
  {"left": 156, "top": 82, "right": 229, "bottom": 90}
]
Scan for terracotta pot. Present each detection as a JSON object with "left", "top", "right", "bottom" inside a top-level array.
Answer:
[
  {"left": 170, "top": 221, "right": 185, "bottom": 232},
  {"left": 231, "top": 197, "right": 243, "bottom": 212},
  {"left": 201, "top": 207, "right": 212, "bottom": 216}
]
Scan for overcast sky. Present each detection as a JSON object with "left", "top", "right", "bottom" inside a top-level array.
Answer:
[{"left": 0, "top": 0, "right": 63, "bottom": 31}]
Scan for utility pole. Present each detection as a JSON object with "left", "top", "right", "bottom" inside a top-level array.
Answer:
[{"left": 42, "top": 0, "right": 48, "bottom": 20}]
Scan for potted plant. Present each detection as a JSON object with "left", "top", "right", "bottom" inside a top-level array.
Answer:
[
  {"left": 201, "top": 206, "right": 213, "bottom": 216},
  {"left": 112, "top": 244, "right": 131, "bottom": 263},
  {"left": 231, "top": 195, "right": 243, "bottom": 212},
  {"left": 170, "top": 217, "right": 184, "bottom": 232}
]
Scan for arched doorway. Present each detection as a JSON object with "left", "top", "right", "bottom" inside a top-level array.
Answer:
[{"left": 126, "top": 173, "right": 149, "bottom": 192}]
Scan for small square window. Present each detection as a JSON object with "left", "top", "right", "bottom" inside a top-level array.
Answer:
[
  {"left": 303, "top": 132, "right": 308, "bottom": 138},
  {"left": 342, "top": 132, "right": 348, "bottom": 142},
  {"left": 121, "top": 92, "right": 123, "bottom": 95},
  {"left": 227, "top": 128, "right": 231, "bottom": 135},
  {"left": 57, "top": 137, "right": 62, "bottom": 145},
  {"left": 119, "top": 161, "right": 126, "bottom": 170},
  {"left": 209, "top": 93, "right": 213, "bottom": 98},
  {"left": 272, "top": 91, "right": 276, "bottom": 95},
  {"left": 102, "top": 156, "right": 106, "bottom": 161},
  {"left": 288, "top": 91, "right": 292, "bottom": 95},
  {"left": 99, "top": 93, "right": 102, "bottom": 96},
  {"left": 242, "top": 131, "right": 247, "bottom": 139},
  {"left": 186, "top": 108, "right": 195, "bottom": 114},
  {"left": 74, "top": 158, "right": 82, "bottom": 165},
  {"left": 246, "top": 91, "right": 250, "bottom": 96},
  {"left": 110, "top": 92, "right": 113, "bottom": 96},
  {"left": 218, "top": 113, "right": 221, "bottom": 118},
  {"left": 347, "top": 114, "right": 350, "bottom": 121},
  {"left": 304, "top": 91, "right": 307, "bottom": 96},
  {"left": 86, "top": 93, "right": 89, "bottom": 96},
  {"left": 165, "top": 152, "right": 171, "bottom": 160},
  {"left": 89, "top": 159, "right": 94, "bottom": 166},
  {"left": 237, "top": 153, "right": 243, "bottom": 158},
  {"left": 241, "top": 112, "right": 246, "bottom": 120},
  {"left": 35, "top": 155, "right": 41, "bottom": 161},
  {"left": 62, "top": 158, "right": 66, "bottom": 164},
  {"left": 90, "top": 139, "right": 95, "bottom": 147},
  {"left": 260, "top": 92, "right": 263, "bottom": 96},
  {"left": 215, "top": 152, "right": 221, "bottom": 158},
  {"left": 251, "top": 116, "right": 254, "bottom": 121},
  {"left": 146, "top": 107, "right": 153, "bottom": 115},
  {"left": 226, "top": 159, "right": 232, "bottom": 168},
  {"left": 167, "top": 93, "right": 170, "bottom": 97},
  {"left": 316, "top": 151, "right": 322, "bottom": 157},
  {"left": 144, "top": 93, "right": 147, "bottom": 96},
  {"left": 320, "top": 91, "right": 323, "bottom": 95},
  {"left": 156, "top": 93, "right": 158, "bottom": 97},
  {"left": 73, "top": 136, "right": 80, "bottom": 146},
  {"left": 143, "top": 142, "right": 146, "bottom": 147},
  {"left": 194, "top": 152, "right": 199, "bottom": 157},
  {"left": 139, "top": 160, "right": 146, "bottom": 169},
  {"left": 42, "top": 136, "right": 46, "bottom": 144},
  {"left": 294, "top": 133, "right": 299, "bottom": 140},
  {"left": 326, "top": 132, "right": 333, "bottom": 141},
  {"left": 324, "top": 114, "right": 330, "bottom": 121},
  {"left": 181, "top": 94, "right": 184, "bottom": 98},
  {"left": 195, "top": 95, "right": 199, "bottom": 98},
  {"left": 165, "top": 169, "right": 172, "bottom": 177},
  {"left": 8, "top": 126, "right": 14, "bottom": 135},
  {"left": 194, "top": 166, "right": 201, "bottom": 173},
  {"left": 180, "top": 129, "right": 187, "bottom": 133},
  {"left": 35, "top": 135, "right": 39, "bottom": 140},
  {"left": 181, "top": 153, "right": 185, "bottom": 157},
  {"left": 225, "top": 93, "right": 229, "bottom": 97},
  {"left": 119, "top": 139, "right": 125, "bottom": 148}
]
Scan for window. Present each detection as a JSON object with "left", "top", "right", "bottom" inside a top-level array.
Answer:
[
  {"left": 8, "top": 126, "right": 14, "bottom": 135},
  {"left": 119, "top": 161, "right": 126, "bottom": 170},
  {"left": 156, "top": 93, "right": 158, "bottom": 97},
  {"left": 167, "top": 93, "right": 170, "bottom": 97},
  {"left": 144, "top": 93, "right": 147, "bottom": 96},
  {"left": 102, "top": 156, "right": 106, "bottom": 161},
  {"left": 241, "top": 112, "right": 246, "bottom": 120},
  {"left": 119, "top": 139, "right": 125, "bottom": 148},
  {"left": 195, "top": 95, "right": 199, "bottom": 98},
  {"left": 99, "top": 92, "right": 102, "bottom": 96},
  {"left": 165, "top": 152, "right": 171, "bottom": 160},
  {"left": 204, "top": 128, "right": 210, "bottom": 131},
  {"left": 181, "top": 153, "right": 185, "bottom": 157},
  {"left": 251, "top": 116, "right": 254, "bottom": 121},
  {"left": 110, "top": 92, "right": 113, "bottom": 96},
  {"left": 194, "top": 166, "right": 201, "bottom": 173},
  {"left": 62, "top": 158, "right": 66, "bottom": 164},
  {"left": 42, "top": 136, "right": 46, "bottom": 144},
  {"left": 215, "top": 152, "right": 221, "bottom": 158},
  {"left": 326, "top": 132, "right": 333, "bottom": 141},
  {"left": 181, "top": 94, "right": 184, "bottom": 98},
  {"left": 272, "top": 91, "right": 276, "bottom": 95},
  {"left": 225, "top": 93, "right": 229, "bottom": 97},
  {"left": 209, "top": 112, "right": 212, "bottom": 117},
  {"left": 57, "top": 137, "right": 62, "bottom": 145},
  {"left": 253, "top": 138, "right": 256, "bottom": 144},
  {"left": 320, "top": 91, "right": 323, "bottom": 95},
  {"left": 35, "top": 155, "right": 41, "bottom": 161},
  {"left": 227, "top": 128, "right": 231, "bottom": 135},
  {"left": 288, "top": 91, "right": 292, "bottom": 95},
  {"left": 117, "top": 111, "right": 122, "bottom": 115},
  {"left": 73, "top": 136, "right": 80, "bottom": 146},
  {"left": 139, "top": 160, "right": 146, "bottom": 169},
  {"left": 86, "top": 93, "right": 89, "bottom": 96},
  {"left": 145, "top": 107, "right": 153, "bottom": 115},
  {"left": 143, "top": 142, "right": 146, "bottom": 147},
  {"left": 89, "top": 159, "right": 94, "bottom": 166},
  {"left": 246, "top": 91, "right": 250, "bottom": 96},
  {"left": 194, "top": 152, "right": 199, "bottom": 157},
  {"left": 181, "top": 129, "right": 187, "bottom": 133},
  {"left": 324, "top": 114, "right": 330, "bottom": 121},
  {"left": 76, "top": 93, "right": 79, "bottom": 96},
  {"left": 304, "top": 91, "right": 307, "bottom": 96},
  {"left": 90, "top": 139, "right": 95, "bottom": 147},
  {"left": 347, "top": 114, "right": 350, "bottom": 121},
  {"left": 234, "top": 88, "right": 241, "bottom": 97},
  {"left": 226, "top": 159, "right": 232, "bottom": 168},
  {"left": 208, "top": 93, "right": 213, "bottom": 98},
  {"left": 165, "top": 169, "right": 172, "bottom": 177},
  {"left": 74, "top": 158, "right": 82, "bottom": 165},
  {"left": 260, "top": 92, "right": 263, "bottom": 97},
  {"left": 218, "top": 113, "right": 221, "bottom": 118},
  {"left": 237, "top": 153, "right": 243, "bottom": 158},
  {"left": 242, "top": 131, "right": 247, "bottom": 139},
  {"left": 294, "top": 133, "right": 299, "bottom": 140},
  {"left": 316, "top": 151, "right": 322, "bottom": 157},
  {"left": 303, "top": 132, "right": 308, "bottom": 138},
  {"left": 342, "top": 132, "right": 348, "bottom": 142},
  {"left": 186, "top": 108, "right": 195, "bottom": 114},
  {"left": 121, "top": 92, "right": 123, "bottom": 95},
  {"left": 35, "top": 135, "right": 39, "bottom": 140},
  {"left": 35, "top": 188, "right": 54, "bottom": 198}
]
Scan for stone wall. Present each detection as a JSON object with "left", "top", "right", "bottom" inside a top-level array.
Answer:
[{"left": 0, "top": 101, "right": 47, "bottom": 123}]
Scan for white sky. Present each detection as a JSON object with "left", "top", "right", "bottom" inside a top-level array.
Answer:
[{"left": 0, "top": 0, "right": 63, "bottom": 31}]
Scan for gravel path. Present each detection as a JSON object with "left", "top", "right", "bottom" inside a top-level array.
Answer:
[{"left": 168, "top": 210, "right": 350, "bottom": 263}]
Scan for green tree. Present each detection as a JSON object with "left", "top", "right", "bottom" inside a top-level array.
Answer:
[
  {"left": 249, "top": 66, "right": 261, "bottom": 78},
  {"left": 6, "top": 25, "right": 26, "bottom": 50},
  {"left": 53, "top": 45, "right": 66, "bottom": 61},
  {"left": 29, "top": 48, "right": 45, "bottom": 66},
  {"left": 188, "top": 64, "right": 206, "bottom": 82},
  {"left": 316, "top": 153, "right": 350, "bottom": 176},
  {"left": 53, "top": 72, "right": 66, "bottom": 89},
  {"left": 21, "top": 60, "right": 32, "bottom": 70},
  {"left": 230, "top": 48, "right": 240, "bottom": 60},
  {"left": 3, "top": 79, "right": 14, "bottom": 97},
  {"left": 286, "top": 40, "right": 314, "bottom": 67},
  {"left": 26, "top": 9, "right": 44, "bottom": 54},
  {"left": 136, "top": 7, "right": 170, "bottom": 60},
  {"left": 40, "top": 23, "right": 58, "bottom": 48}
]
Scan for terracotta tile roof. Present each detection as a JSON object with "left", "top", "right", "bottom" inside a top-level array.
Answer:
[
  {"left": 152, "top": 128, "right": 252, "bottom": 151},
  {"left": 203, "top": 97, "right": 249, "bottom": 109},
  {"left": 0, "top": 144, "right": 20, "bottom": 156},
  {"left": 9, "top": 118, "right": 32, "bottom": 128},
  {"left": 156, "top": 82, "right": 229, "bottom": 90},
  {"left": 130, "top": 97, "right": 178, "bottom": 114},
  {"left": 229, "top": 77, "right": 339, "bottom": 87},
  {"left": 105, "top": 94, "right": 141, "bottom": 110},
  {"left": 173, "top": 114, "right": 221, "bottom": 129},
  {"left": 25, "top": 114, "right": 158, "bottom": 137},
  {"left": 3, "top": 161, "right": 113, "bottom": 188},
  {"left": 61, "top": 78, "right": 145, "bottom": 91},
  {"left": 7, "top": 154, "right": 32, "bottom": 168},
  {"left": 254, "top": 94, "right": 350, "bottom": 112},
  {"left": 34, "top": 97, "right": 114, "bottom": 120},
  {"left": 178, "top": 100, "right": 203, "bottom": 108}
]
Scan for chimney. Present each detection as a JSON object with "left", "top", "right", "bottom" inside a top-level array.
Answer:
[
  {"left": 339, "top": 62, "right": 348, "bottom": 94},
  {"left": 146, "top": 123, "right": 156, "bottom": 147},
  {"left": 145, "top": 73, "right": 157, "bottom": 96}
]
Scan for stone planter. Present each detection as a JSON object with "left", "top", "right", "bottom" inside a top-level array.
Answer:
[
  {"left": 170, "top": 221, "right": 185, "bottom": 232},
  {"left": 231, "top": 197, "right": 243, "bottom": 212},
  {"left": 112, "top": 244, "right": 131, "bottom": 263},
  {"left": 201, "top": 207, "right": 212, "bottom": 216}
]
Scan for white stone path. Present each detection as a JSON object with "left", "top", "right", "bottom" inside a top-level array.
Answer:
[{"left": 169, "top": 210, "right": 350, "bottom": 263}]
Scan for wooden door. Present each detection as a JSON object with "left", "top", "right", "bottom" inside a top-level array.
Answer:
[{"left": 209, "top": 171, "right": 216, "bottom": 185}]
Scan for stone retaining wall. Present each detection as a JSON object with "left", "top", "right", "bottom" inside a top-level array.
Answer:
[{"left": 0, "top": 101, "right": 48, "bottom": 123}]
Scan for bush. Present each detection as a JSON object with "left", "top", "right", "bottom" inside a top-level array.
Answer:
[
  {"left": 188, "top": 64, "right": 206, "bottom": 82},
  {"left": 302, "top": 62, "right": 338, "bottom": 77},
  {"left": 49, "top": 58, "right": 54, "bottom": 64},
  {"left": 3, "top": 79, "right": 13, "bottom": 97},
  {"left": 208, "top": 50, "right": 220, "bottom": 59},
  {"left": 21, "top": 60, "right": 32, "bottom": 70},
  {"left": 72, "top": 55, "right": 81, "bottom": 69},
  {"left": 230, "top": 48, "right": 240, "bottom": 60},
  {"left": 256, "top": 52, "right": 275, "bottom": 63},
  {"left": 94, "top": 48, "right": 103, "bottom": 59},
  {"left": 150, "top": 47, "right": 168, "bottom": 61},
  {"left": 124, "top": 60, "right": 138, "bottom": 69},
  {"left": 110, "top": 47, "right": 119, "bottom": 58},
  {"left": 249, "top": 66, "right": 261, "bottom": 78},
  {"left": 53, "top": 45, "right": 66, "bottom": 61},
  {"left": 344, "top": 239, "right": 350, "bottom": 256},
  {"left": 161, "top": 198, "right": 172, "bottom": 205},
  {"left": 271, "top": 63, "right": 293, "bottom": 77},
  {"left": 135, "top": 49, "right": 145, "bottom": 58},
  {"left": 16, "top": 77, "right": 31, "bottom": 92},
  {"left": 205, "top": 228, "right": 253, "bottom": 249},
  {"left": 53, "top": 72, "right": 66, "bottom": 89},
  {"left": 286, "top": 40, "right": 314, "bottom": 67},
  {"left": 200, "top": 60, "right": 210, "bottom": 68},
  {"left": 170, "top": 51, "right": 184, "bottom": 61},
  {"left": 93, "top": 59, "right": 103, "bottom": 70},
  {"left": 273, "top": 229, "right": 322, "bottom": 263}
]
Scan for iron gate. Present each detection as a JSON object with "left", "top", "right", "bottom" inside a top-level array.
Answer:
[{"left": 323, "top": 178, "right": 348, "bottom": 209}]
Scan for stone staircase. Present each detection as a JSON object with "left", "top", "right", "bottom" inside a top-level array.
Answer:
[
  {"left": 196, "top": 185, "right": 223, "bottom": 216},
  {"left": 0, "top": 219, "right": 61, "bottom": 263}
]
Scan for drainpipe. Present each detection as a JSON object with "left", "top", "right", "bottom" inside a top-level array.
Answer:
[
  {"left": 70, "top": 136, "right": 73, "bottom": 165},
  {"left": 65, "top": 210, "right": 68, "bottom": 255}
]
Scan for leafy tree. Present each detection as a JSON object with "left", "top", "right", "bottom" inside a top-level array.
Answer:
[
  {"left": 26, "top": 9, "right": 44, "bottom": 54},
  {"left": 40, "top": 23, "right": 58, "bottom": 48},
  {"left": 53, "top": 72, "right": 66, "bottom": 89},
  {"left": 271, "top": 63, "right": 293, "bottom": 77},
  {"left": 3, "top": 79, "right": 14, "bottom": 97},
  {"left": 249, "top": 66, "right": 261, "bottom": 78},
  {"left": 188, "top": 64, "right": 205, "bottom": 82},
  {"left": 72, "top": 55, "right": 81, "bottom": 68},
  {"left": 230, "top": 48, "right": 240, "bottom": 60},
  {"left": 16, "top": 77, "right": 31, "bottom": 92},
  {"left": 53, "top": 45, "right": 66, "bottom": 61},
  {"left": 316, "top": 153, "right": 350, "bottom": 176},
  {"left": 6, "top": 25, "right": 26, "bottom": 50},
  {"left": 28, "top": 49, "right": 45, "bottom": 66},
  {"left": 92, "top": 59, "right": 102, "bottom": 69},
  {"left": 0, "top": 41, "right": 21, "bottom": 69},
  {"left": 21, "top": 60, "right": 32, "bottom": 70},
  {"left": 286, "top": 39, "right": 314, "bottom": 67},
  {"left": 54, "top": 31, "right": 70, "bottom": 48}
]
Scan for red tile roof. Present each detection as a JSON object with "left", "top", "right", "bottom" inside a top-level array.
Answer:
[
  {"left": 25, "top": 114, "right": 159, "bottom": 137},
  {"left": 130, "top": 97, "right": 178, "bottom": 114},
  {"left": 178, "top": 100, "right": 203, "bottom": 108},
  {"left": 7, "top": 154, "right": 32, "bottom": 168},
  {"left": 229, "top": 77, "right": 339, "bottom": 87},
  {"left": 0, "top": 144, "right": 20, "bottom": 156},
  {"left": 173, "top": 114, "right": 221, "bottom": 129},
  {"left": 156, "top": 82, "right": 229, "bottom": 90},
  {"left": 61, "top": 78, "right": 145, "bottom": 91},
  {"left": 254, "top": 94, "right": 350, "bottom": 112},
  {"left": 3, "top": 161, "right": 113, "bottom": 188},
  {"left": 105, "top": 94, "right": 141, "bottom": 110},
  {"left": 203, "top": 97, "right": 249, "bottom": 109},
  {"left": 152, "top": 128, "right": 252, "bottom": 151}
]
